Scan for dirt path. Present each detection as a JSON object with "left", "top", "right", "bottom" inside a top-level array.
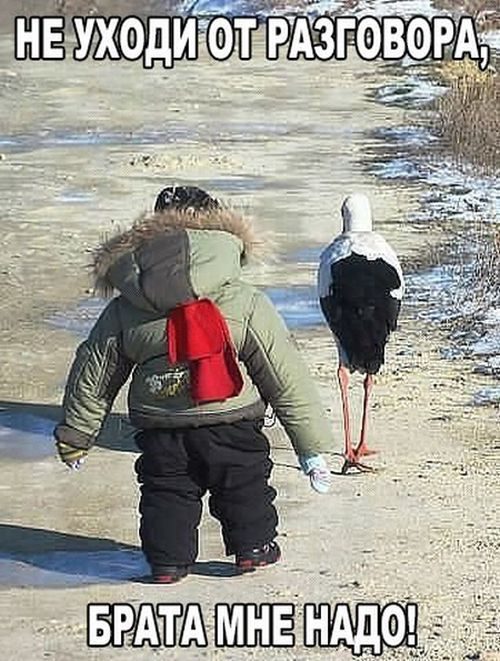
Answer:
[{"left": 0, "top": 31, "right": 498, "bottom": 661}]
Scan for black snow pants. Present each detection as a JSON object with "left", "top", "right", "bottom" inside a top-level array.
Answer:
[{"left": 134, "top": 420, "right": 278, "bottom": 568}]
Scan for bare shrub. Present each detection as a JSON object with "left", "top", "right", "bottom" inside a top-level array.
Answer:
[
  {"left": 430, "top": 61, "right": 499, "bottom": 174},
  {"left": 451, "top": 224, "right": 500, "bottom": 322},
  {"left": 406, "top": 220, "right": 500, "bottom": 329},
  {"left": 433, "top": 0, "right": 500, "bottom": 32}
]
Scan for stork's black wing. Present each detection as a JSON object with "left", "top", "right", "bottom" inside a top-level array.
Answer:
[{"left": 319, "top": 253, "right": 402, "bottom": 374}]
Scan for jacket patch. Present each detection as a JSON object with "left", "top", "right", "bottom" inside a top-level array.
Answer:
[{"left": 144, "top": 368, "right": 190, "bottom": 399}]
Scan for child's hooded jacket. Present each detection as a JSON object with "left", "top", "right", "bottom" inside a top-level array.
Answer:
[{"left": 55, "top": 207, "right": 332, "bottom": 457}]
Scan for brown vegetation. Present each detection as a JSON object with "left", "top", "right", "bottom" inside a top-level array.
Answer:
[
  {"left": 434, "top": 0, "right": 500, "bottom": 33},
  {"left": 409, "top": 222, "right": 500, "bottom": 329},
  {"left": 452, "top": 224, "right": 500, "bottom": 321},
  {"left": 431, "top": 60, "right": 499, "bottom": 174}
]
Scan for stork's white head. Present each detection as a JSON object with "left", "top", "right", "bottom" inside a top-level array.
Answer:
[{"left": 341, "top": 193, "right": 372, "bottom": 233}]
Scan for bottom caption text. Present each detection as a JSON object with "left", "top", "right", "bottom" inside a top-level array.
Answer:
[{"left": 87, "top": 602, "right": 418, "bottom": 655}]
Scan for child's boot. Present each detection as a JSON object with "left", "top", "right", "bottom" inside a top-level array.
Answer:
[
  {"left": 236, "top": 542, "right": 281, "bottom": 572},
  {"left": 151, "top": 565, "right": 190, "bottom": 584}
]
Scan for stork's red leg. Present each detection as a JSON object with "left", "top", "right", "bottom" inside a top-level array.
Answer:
[
  {"left": 338, "top": 366, "right": 355, "bottom": 467},
  {"left": 355, "top": 374, "right": 378, "bottom": 459}
]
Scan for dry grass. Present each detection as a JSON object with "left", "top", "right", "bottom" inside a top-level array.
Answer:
[
  {"left": 452, "top": 225, "right": 500, "bottom": 321},
  {"left": 433, "top": 0, "right": 500, "bottom": 32},
  {"left": 10, "top": 0, "right": 180, "bottom": 18},
  {"left": 47, "top": 0, "right": 323, "bottom": 16},
  {"left": 413, "top": 222, "right": 500, "bottom": 327},
  {"left": 259, "top": 0, "right": 317, "bottom": 8},
  {"left": 430, "top": 60, "right": 499, "bottom": 174}
]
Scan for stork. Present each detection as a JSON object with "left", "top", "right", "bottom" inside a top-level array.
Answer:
[{"left": 318, "top": 193, "right": 404, "bottom": 473}]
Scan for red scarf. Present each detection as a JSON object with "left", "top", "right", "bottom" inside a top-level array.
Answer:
[{"left": 166, "top": 299, "right": 244, "bottom": 404}]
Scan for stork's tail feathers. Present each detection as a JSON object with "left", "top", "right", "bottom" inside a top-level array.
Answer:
[
  {"left": 348, "top": 350, "right": 384, "bottom": 375},
  {"left": 340, "top": 306, "right": 387, "bottom": 374}
]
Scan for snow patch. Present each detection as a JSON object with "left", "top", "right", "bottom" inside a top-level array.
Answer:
[{"left": 181, "top": 0, "right": 440, "bottom": 17}]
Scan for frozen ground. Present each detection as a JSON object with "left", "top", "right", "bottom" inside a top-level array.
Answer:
[
  {"left": 180, "top": 0, "right": 440, "bottom": 17},
  {"left": 48, "top": 286, "right": 325, "bottom": 335},
  {"left": 371, "top": 65, "right": 500, "bottom": 406},
  {"left": 182, "top": 0, "right": 500, "bottom": 401},
  {"left": 45, "top": 60, "right": 500, "bottom": 407}
]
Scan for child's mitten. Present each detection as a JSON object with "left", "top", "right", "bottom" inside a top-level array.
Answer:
[
  {"left": 56, "top": 441, "right": 88, "bottom": 470},
  {"left": 298, "top": 454, "right": 331, "bottom": 494}
]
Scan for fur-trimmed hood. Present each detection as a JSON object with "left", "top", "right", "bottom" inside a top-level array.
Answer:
[{"left": 92, "top": 207, "right": 257, "bottom": 314}]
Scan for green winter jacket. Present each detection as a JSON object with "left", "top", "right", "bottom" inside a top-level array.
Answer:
[{"left": 55, "top": 207, "right": 333, "bottom": 457}]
